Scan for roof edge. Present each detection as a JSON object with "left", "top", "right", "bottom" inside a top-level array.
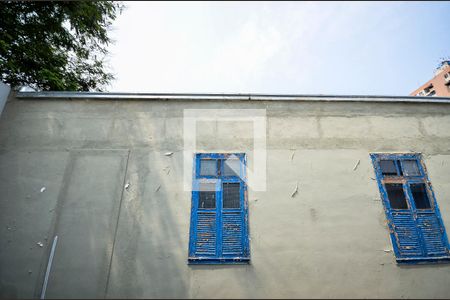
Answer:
[{"left": 15, "top": 91, "right": 450, "bottom": 104}]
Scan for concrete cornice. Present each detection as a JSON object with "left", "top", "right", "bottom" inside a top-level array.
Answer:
[{"left": 15, "top": 91, "right": 450, "bottom": 104}]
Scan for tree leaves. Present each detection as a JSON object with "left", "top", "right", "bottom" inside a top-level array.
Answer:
[{"left": 0, "top": 1, "right": 123, "bottom": 91}]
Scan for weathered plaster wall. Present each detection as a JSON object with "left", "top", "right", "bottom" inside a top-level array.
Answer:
[{"left": 1, "top": 97, "right": 450, "bottom": 298}]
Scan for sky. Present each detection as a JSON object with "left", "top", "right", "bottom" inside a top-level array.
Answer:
[{"left": 108, "top": 1, "right": 450, "bottom": 96}]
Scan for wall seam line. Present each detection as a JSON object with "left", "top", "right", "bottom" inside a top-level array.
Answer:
[{"left": 104, "top": 149, "right": 131, "bottom": 298}]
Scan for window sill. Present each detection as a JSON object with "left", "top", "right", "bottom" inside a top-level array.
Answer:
[
  {"left": 188, "top": 257, "right": 250, "bottom": 265},
  {"left": 396, "top": 255, "right": 450, "bottom": 264}
]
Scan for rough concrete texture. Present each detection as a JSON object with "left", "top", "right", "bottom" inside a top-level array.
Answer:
[{"left": 1, "top": 97, "right": 450, "bottom": 298}]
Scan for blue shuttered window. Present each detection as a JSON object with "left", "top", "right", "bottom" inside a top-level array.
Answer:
[
  {"left": 188, "top": 153, "right": 250, "bottom": 264},
  {"left": 371, "top": 153, "right": 450, "bottom": 263}
]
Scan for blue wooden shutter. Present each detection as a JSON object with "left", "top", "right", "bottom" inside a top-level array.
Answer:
[
  {"left": 189, "top": 153, "right": 250, "bottom": 263},
  {"left": 195, "top": 211, "right": 217, "bottom": 256},
  {"left": 390, "top": 211, "right": 423, "bottom": 257},
  {"left": 190, "top": 178, "right": 219, "bottom": 259},
  {"left": 372, "top": 153, "right": 450, "bottom": 263},
  {"left": 416, "top": 212, "right": 448, "bottom": 256},
  {"left": 390, "top": 211, "right": 448, "bottom": 258},
  {"left": 222, "top": 211, "right": 244, "bottom": 255},
  {"left": 220, "top": 157, "right": 249, "bottom": 259}
]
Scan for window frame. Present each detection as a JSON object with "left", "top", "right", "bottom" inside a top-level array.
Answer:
[
  {"left": 371, "top": 153, "right": 450, "bottom": 263},
  {"left": 188, "top": 153, "right": 250, "bottom": 264}
]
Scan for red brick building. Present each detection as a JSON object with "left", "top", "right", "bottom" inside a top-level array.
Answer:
[{"left": 410, "top": 61, "right": 450, "bottom": 97}]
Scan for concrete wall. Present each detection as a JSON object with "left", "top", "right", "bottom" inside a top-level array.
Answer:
[{"left": 1, "top": 96, "right": 450, "bottom": 298}]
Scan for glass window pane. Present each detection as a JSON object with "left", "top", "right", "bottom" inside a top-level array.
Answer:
[
  {"left": 403, "top": 160, "right": 421, "bottom": 176},
  {"left": 380, "top": 160, "right": 397, "bottom": 176},
  {"left": 200, "top": 159, "right": 217, "bottom": 176},
  {"left": 410, "top": 183, "right": 431, "bottom": 209},
  {"left": 223, "top": 159, "right": 241, "bottom": 177},
  {"left": 385, "top": 184, "right": 408, "bottom": 209},
  {"left": 199, "top": 183, "right": 216, "bottom": 209},
  {"left": 223, "top": 183, "right": 240, "bottom": 209}
]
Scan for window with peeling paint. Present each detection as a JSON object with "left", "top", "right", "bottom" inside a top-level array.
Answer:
[
  {"left": 188, "top": 153, "right": 250, "bottom": 264},
  {"left": 371, "top": 153, "right": 450, "bottom": 263}
]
